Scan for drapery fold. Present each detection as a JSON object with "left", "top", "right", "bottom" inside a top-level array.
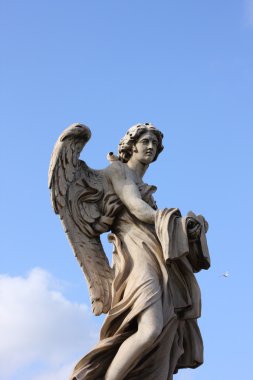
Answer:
[{"left": 69, "top": 189, "right": 210, "bottom": 380}]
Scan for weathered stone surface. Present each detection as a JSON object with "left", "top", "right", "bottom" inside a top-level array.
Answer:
[{"left": 49, "top": 123, "right": 210, "bottom": 380}]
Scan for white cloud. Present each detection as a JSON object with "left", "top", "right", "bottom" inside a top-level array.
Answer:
[
  {"left": 33, "top": 362, "right": 76, "bottom": 380},
  {"left": 245, "top": 0, "right": 253, "bottom": 26},
  {"left": 0, "top": 268, "right": 100, "bottom": 380}
]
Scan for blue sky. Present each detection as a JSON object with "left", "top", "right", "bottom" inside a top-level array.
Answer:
[{"left": 0, "top": 1, "right": 253, "bottom": 379}]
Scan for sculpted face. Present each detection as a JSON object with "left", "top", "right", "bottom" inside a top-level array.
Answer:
[{"left": 132, "top": 131, "right": 158, "bottom": 165}]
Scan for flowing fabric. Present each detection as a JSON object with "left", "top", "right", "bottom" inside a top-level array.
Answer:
[{"left": 70, "top": 185, "right": 210, "bottom": 380}]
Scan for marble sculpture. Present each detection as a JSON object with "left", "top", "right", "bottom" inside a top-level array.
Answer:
[{"left": 48, "top": 122, "right": 210, "bottom": 380}]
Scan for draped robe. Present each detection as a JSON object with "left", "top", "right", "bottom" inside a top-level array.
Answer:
[{"left": 70, "top": 184, "right": 210, "bottom": 380}]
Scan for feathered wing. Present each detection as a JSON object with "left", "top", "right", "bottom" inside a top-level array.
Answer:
[{"left": 48, "top": 123, "right": 115, "bottom": 316}]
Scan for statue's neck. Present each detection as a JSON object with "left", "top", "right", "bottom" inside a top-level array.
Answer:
[{"left": 127, "top": 159, "right": 149, "bottom": 180}]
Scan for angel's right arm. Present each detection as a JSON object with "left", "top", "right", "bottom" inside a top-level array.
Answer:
[{"left": 107, "top": 162, "right": 156, "bottom": 224}]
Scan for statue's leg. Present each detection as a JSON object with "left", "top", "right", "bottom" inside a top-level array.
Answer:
[{"left": 105, "top": 298, "right": 163, "bottom": 380}]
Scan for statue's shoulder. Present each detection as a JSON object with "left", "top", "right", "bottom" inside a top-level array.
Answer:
[{"left": 105, "top": 160, "right": 127, "bottom": 179}]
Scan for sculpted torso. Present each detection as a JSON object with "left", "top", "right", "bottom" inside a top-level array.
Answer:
[{"left": 105, "top": 130, "right": 159, "bottom": 226}]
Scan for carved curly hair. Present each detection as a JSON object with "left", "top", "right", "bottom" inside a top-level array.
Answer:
[{"left": 118, "top": 123, "right": 164, "bottom": 163}]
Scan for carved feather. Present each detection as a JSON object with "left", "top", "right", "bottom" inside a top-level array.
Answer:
[{"left": 48, "top": 123, "right": 114, "bottom": 315}]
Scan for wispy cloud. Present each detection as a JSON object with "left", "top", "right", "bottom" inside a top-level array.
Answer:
[
  {"left": 245, "top": 0, "right": 253, "bottom": 26},
  {"left": 33, "top": 362, "right": 77, "bottom": 380},
  {"left": 0, "top": 268, "right": 100, "bottom": 380}
]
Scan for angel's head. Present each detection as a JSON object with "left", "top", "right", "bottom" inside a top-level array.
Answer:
[{"left": 118, "top": 123, "right": 164, "bottom": 164}]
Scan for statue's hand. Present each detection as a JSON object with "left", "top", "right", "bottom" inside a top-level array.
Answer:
[{"left": 187, "top": 217, "right": 202, "bottom": 242}]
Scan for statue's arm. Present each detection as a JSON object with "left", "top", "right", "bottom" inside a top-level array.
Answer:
[{"left": 106, "top": 163, "right": 156, "bottom": 224}]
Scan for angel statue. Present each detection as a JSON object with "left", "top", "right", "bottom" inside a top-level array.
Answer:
[{"left": 48, "top": 122, "right": 210, "bottom": 380}]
